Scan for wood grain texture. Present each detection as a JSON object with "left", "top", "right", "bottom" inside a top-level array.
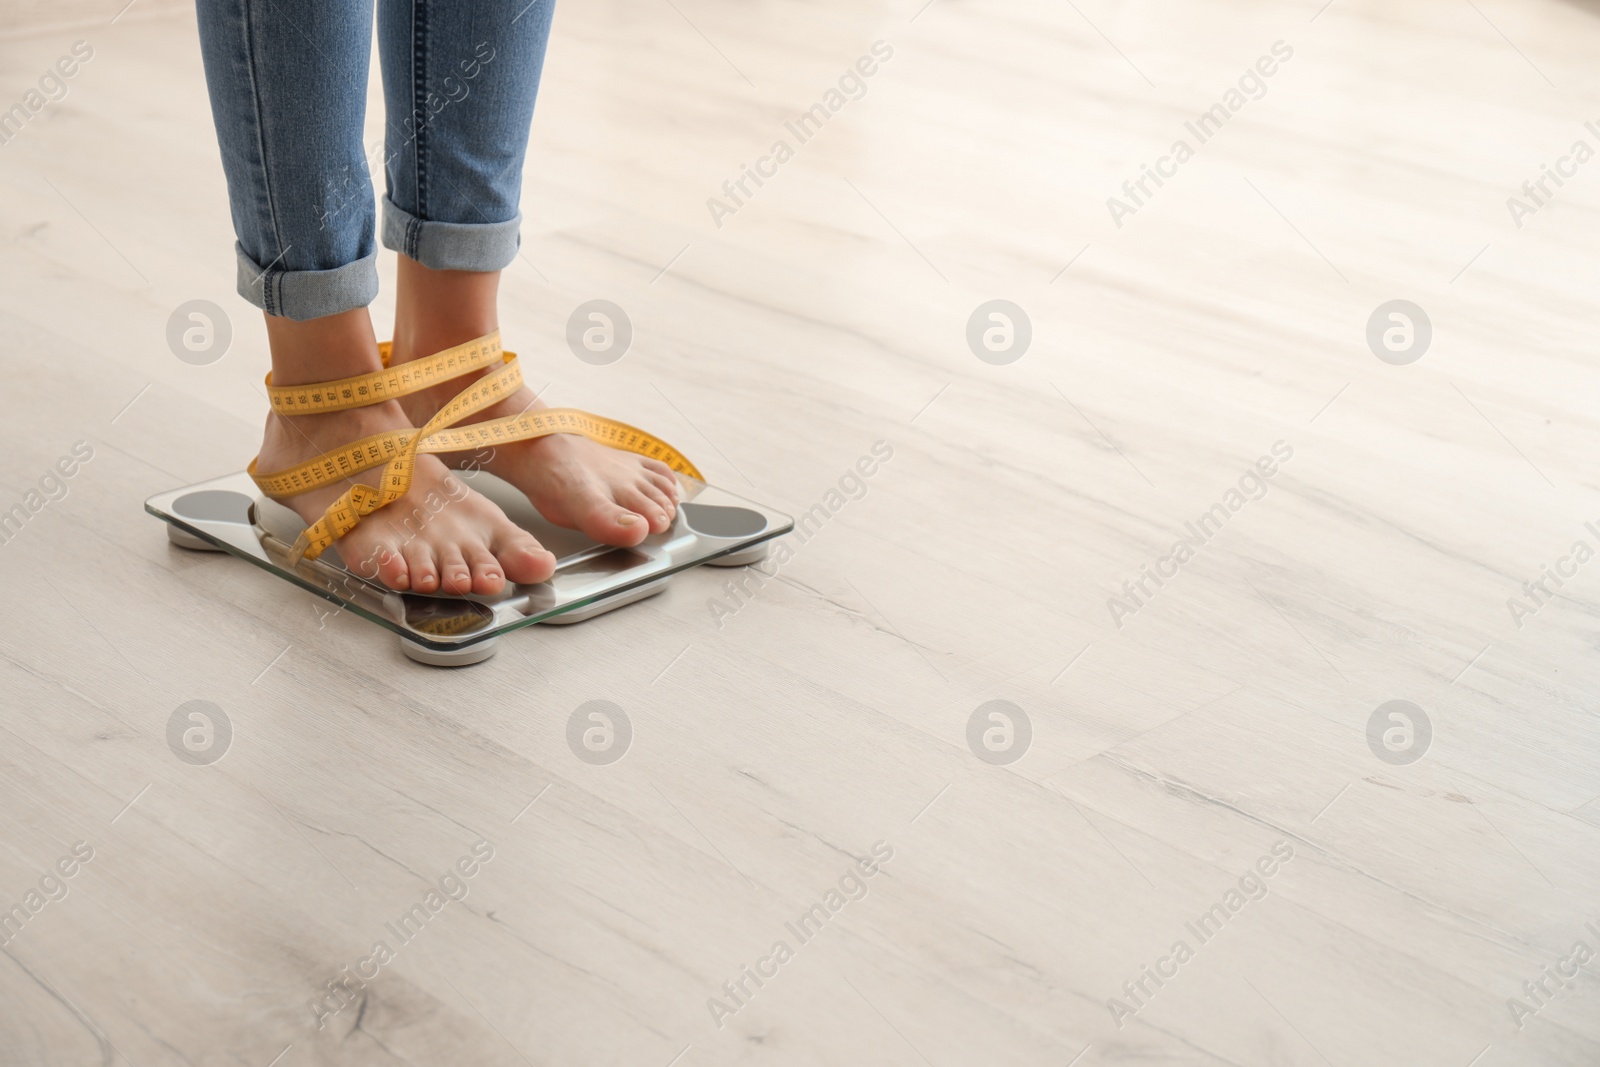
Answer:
[
  {"left": 2, "top": 0, "right": 1600, "bottom": 1064},
  {"left": 0, "top": 1, "right": 188, "bottom": 40}
]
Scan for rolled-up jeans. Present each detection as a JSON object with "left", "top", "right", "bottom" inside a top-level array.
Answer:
[{"left": 195, "top": 0, "right": 554, "bottom": 320}]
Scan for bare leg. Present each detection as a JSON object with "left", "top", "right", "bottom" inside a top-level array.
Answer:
[
  {"left": 265, "top": 307, "right": 382, "bottom": 387},
  {"left": 391, "top": 257, "right": 501, "bottom": 362}
]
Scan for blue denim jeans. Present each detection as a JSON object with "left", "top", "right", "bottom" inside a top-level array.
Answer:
[{"left": 196, "top": 0, "right": 554, "bottom": 320}]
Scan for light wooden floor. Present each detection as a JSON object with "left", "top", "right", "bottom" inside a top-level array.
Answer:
[{"left": 3, "top": 0, "right": 1600, "bottom": 1063}]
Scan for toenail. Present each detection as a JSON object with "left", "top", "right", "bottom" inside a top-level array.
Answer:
[{"left": 617, "top": 513, "right": 638, "bottom": 526}]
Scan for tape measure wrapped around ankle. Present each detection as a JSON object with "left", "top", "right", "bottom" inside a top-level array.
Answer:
[{"left": 246, "top": 330, "right": 702, "bottom": 563}]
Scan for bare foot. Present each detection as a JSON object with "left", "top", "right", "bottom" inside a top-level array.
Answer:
[
  {"left": 255, "top": 400, "right": 558, "bottom": 595},
  {"left": 387, "top": 257, "right": 679, "bottom": 548},
  {"left": 395, "top": 370, "right": 683, "bottom": 549}
]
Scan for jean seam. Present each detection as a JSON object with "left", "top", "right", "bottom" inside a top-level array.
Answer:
[
  {"left": 411, "top": 0, "right": 429, "bottom": 226},
  {"left": 240, "top": 0, "right": 286, "bottom": 312}
]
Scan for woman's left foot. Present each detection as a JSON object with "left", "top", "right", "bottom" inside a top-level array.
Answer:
[{"left": 393, "top": 356, "right": 681, "bottom": 549}]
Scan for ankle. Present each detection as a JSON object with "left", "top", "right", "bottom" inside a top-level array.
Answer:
[
  {"left": 392, "top": 312, "right": 500, "bottom": 361},
  {"left": 392, "top": 255, "right": 501, "bottom": 362},
  {"left": 392, "top": 323, "right": 498, "bottom": 365},
  {"left": 268, "top": 399, "right": 408, "bottom": 449},
  {"left": 265, "top": 307, "right": 384, "bottom": 387}
]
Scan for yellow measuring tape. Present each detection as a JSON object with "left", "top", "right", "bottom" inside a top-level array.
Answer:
[{"left": 248, "top": 331, "right": 702, "bottom": 564}]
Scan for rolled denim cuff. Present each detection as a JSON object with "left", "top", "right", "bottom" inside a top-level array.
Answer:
[
  {"left": 235, "top": 243, "right": 379, "bottom": 321},
  {"left": 382, "top": 196, "right": 521, "bottom": 271}
]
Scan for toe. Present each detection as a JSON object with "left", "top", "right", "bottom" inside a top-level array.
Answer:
[
  {"left": 620, "top": 487, "right": 671, "bottom": 534},
  {"left": 463, "top": 543, "right": 507, "bottom": 596},
  {"left": 642, "top": 480, "right": 676, "bottom": 517},
  {"left": 375, "top": 545, "right": 410, "bottom": 590},
  {"left": 493, "top": 528, "right": 557, "bottom": 584},
  {"left": 624, "top": 483, "right": 668, "bottom": 534},
  {"left": 403, "top": 541, "right": 439, "bottom": 593},
  {"left": 572, "top": 484, "right": 649, "bottom": 547},
  {"left": 600, "top": 505, "right": 649, "bottom": 546},
  {"left": 647, "top": 470, "right": 680, "bottom": 503},
  {"left": 344, "top": 540, "right": 408, "bottom": 590},
  {"left": 438, "top": 544, "right": 473, "bottom": 596}
]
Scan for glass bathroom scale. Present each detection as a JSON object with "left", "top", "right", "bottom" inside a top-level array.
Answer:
[{"left": 146, "top": 471, "right": 792, "bottom": 665}]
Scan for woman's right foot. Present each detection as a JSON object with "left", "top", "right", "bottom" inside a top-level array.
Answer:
[{"left": 255, "top": 400, "right": 557, "bottom": 596}]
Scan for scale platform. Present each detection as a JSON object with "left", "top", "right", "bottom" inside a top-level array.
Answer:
[{"left": 146, "top": 471, "right": 792, "bottom": 665}]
